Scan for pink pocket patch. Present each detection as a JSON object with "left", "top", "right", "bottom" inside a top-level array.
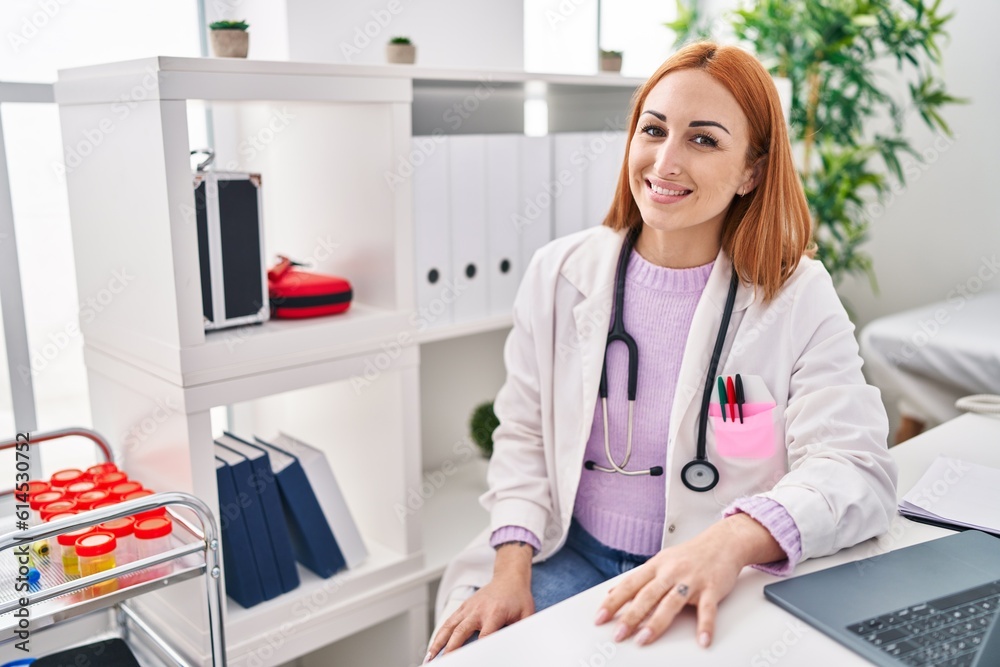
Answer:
[{"left": 708, "top": 402, "right": 777, "bottom": 459}]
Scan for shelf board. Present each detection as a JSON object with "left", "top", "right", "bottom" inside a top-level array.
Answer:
[
  {"left": 0, "top": 82, "right": 54, "bottom": 104},
  {"left": 84, "top": 302, "right": 413, "bottom": 391},
  {"left": 415, "top": 314, "right": 513, "bottom": 345},
  {"left": 56, "top": 54, "right": 645, "bottom": 87},
  {"left": 182, "top": 303, "right": 412, "bottom": 386}
]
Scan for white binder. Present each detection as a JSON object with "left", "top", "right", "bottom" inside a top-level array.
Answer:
[
  {"left": 448, "top": 135, "right": 490, "bottom": 323},
  {"left": 413, "top": 136, "right": 452, "bottom": 328},
  {"left": 585, "top": 131, "right": 627, "bottom": 228},
  {"left": 485, "top": 135, "right": 521, "bottom": 317},
  {"left": 518, "top": 135, "right": 553, "bottom": 276},
  {"left": 552, "top": 132, "right": 589, "bottom": 239}
]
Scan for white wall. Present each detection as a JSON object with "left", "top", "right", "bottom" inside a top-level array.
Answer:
[
  {"left": 282, "top": 0, "right": 524, "bottom": 70},
  {"left": 835, "top": 0, "right": 1000, "bottom": 330}
]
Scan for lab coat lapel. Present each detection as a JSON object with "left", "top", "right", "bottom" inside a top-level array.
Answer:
[
  {"left": 663, "top": 249, "right": 755, "bottom": 482},
  {"left": 560, "top": 228, "right": 625, "bottom": 490}
]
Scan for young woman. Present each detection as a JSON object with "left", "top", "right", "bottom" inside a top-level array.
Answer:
[{"left": 428, "top": 41, "right": 897, "bottom": 660}]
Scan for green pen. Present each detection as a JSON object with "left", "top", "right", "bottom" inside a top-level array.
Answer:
[{"left": 717, "top": 376, "right": 728, "bottom": 422}]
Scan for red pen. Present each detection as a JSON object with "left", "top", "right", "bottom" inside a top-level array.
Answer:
[{"left": 726, "top": 376, "right": 737, "bottom": 422}]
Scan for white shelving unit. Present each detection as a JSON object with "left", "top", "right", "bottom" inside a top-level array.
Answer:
[{"left": 54, "top": 55, "right": 641, "bottom": 667}]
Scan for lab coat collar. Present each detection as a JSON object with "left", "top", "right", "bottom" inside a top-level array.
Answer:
[{"left": 559, "top": 225, "right": 755, "bottom": 314}]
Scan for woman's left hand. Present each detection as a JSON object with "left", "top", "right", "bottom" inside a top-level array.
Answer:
[{"left": 594, "top": 513, "right": 784, "bottom": 649}]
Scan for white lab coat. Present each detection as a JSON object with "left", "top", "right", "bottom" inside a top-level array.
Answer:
[{"left": 435, "top": 225, "right": 897, "bottom": 622}]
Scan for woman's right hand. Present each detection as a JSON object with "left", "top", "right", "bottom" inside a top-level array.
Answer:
[{"left": 425, "top": 543, "right": 535, "bottom": 661}]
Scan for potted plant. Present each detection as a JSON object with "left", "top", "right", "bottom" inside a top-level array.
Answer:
[
  {"left": 469, "top": 401, "right": 499, "bottom": 459},
  {"left": 599, "top": 49, "right": 623, "bottom": 73},
  {"left": 386, "top": 36, "right": 416, "bottom": 64},
  {"left": 209, "top": 20, "right": 249, "bottom": 58},
  {"left": 667, "top": 1, "right": 964, "bottom": 289}
]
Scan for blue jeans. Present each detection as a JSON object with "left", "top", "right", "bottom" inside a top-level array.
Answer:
[
  {"left": 432, "top": 521, "right": 650, "bottom": 658},
  {"left": 531, "top": 518, "right": 651, "bottom": 612}
]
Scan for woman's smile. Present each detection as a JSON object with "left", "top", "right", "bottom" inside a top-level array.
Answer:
[{"left": 646, "top": 178, "right": 693, "bottom": 204}]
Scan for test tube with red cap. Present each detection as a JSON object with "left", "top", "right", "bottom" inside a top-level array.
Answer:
[
  {"left": 57, "top": 524, "right": 97, "bottom": 579},
  {"left": 50, "top": 468, "right": 85, "bottom": 489},
  {"left": 43, "top": 511, "right": 76, "bottom": 563},
  {"left": 29, "top": 490, "right": 63, "bottom": 525},
  {"left": 76, "top": 531, "right": 118, "bottom": 597},
  {"left": 134, "top": 516, "right": 173, "bottom": 577},
  {"left": 76, "top": 489, "right": 112, "bottom": 510},
  {"left": 110, "top": 481, "right": 143, "bottom": 502},
  {"left": 93, "top": 471, "right": 128, "bottom": 491},
  {"left": 85, "top": 462, "right": 118, "bottom": 479},
  {"left": 99, "top": 516, "right": 136, "bottom": 564},
  {"left": 122, "top": 490, "right": 166, "bottom": 521},
  {"left": 39, "top": 499, "right": 78, "bottom": 522},
  {"left": 63, "top": 481, "right": 97, "bottom": 499}
]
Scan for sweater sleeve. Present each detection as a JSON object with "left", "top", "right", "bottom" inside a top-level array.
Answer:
[
  {"left": 489, "top": 525, "right": 542, "bottom": 555},
  {"left": 724, "top": 496, "right": 802, "bottom": 576}
]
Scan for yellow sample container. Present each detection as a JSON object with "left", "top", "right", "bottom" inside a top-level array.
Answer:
[
  {"left": 76, "top": 531, "right": 118, "bottom": 598},
  {"left": 57, "top": 525, "right": 97, "bottom": 579}
]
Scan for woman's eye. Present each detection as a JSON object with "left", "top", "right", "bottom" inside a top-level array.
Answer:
[
  {"left": 693, "top": 133, "right": 718, "bottom": 147},
  {"left": 640, "top": 124, "right": 665, "bottom": 137}
]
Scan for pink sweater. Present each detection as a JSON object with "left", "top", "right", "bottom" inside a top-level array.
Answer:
[{"left": 490, "top": 251, "right": 802, "bottom": 576}]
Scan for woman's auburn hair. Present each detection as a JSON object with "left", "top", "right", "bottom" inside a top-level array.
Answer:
[{"left": 603, "top": 41, "right": 815, "bottom": 302}]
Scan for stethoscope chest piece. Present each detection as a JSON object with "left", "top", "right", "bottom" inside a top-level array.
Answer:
[{"left": 680, "top": 459, "right": 720, "bottom": 492}]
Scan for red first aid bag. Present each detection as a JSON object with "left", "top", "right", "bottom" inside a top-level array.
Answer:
[{"left": 267, "top": 256, "right": 353, "bottom": 319}]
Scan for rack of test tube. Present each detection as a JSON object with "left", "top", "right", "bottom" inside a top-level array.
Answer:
[{"left": 0, "top": 430, "right": 225, "bottom": 666}]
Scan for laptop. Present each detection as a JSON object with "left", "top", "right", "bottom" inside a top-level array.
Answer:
[{"left": 764, "top": 530, "right": 1000, "bottom": 666}]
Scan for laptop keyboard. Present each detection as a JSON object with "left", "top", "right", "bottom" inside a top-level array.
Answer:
[{"left": 847, "top": 579, "right": 1000, "bottom": 666}]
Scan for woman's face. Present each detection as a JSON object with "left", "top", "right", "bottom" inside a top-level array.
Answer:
[{"left": 628, "top": 69, "right": 755, "bottom": 239}]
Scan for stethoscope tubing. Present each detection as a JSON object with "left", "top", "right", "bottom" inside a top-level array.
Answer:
[{"left": 588, "top": 225, "right": 738, "bottom": 488}]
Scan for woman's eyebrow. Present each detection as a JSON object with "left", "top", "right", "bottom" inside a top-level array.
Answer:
[{"left": 640, "top": 110, "right": 731, "bottom": 136}]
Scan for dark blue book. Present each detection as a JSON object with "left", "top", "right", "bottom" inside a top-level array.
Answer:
[
  {"left": 221, "top": 432, "right": 300, "bottom": 593},
  {"left": 214, "top": 456, "right": 264, "bottom": 608},
  {"left": 252, "top": 435, "right": 347, "bottom": 578},
  {"left": 215, "top": 441, "right": 282, "bottom": 601}
]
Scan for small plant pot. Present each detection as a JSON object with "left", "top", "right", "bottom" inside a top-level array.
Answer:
[
  {"left": 210, "top": 29, "right": 249, "bottom": 58},
  {"left": 600, "top": 55, "right": 623, "bottom": 73},
  {"left": 386, "top": 44, "right": 416, "bottom": 64}
]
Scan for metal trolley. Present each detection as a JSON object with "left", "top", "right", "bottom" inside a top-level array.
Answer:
[{"left": 0, "top": 429, "right": 226, "bottom": 666}]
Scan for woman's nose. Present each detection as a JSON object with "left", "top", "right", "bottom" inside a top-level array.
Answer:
[{"left": 652, "top": 134, "right": 684, "bottom": 175}]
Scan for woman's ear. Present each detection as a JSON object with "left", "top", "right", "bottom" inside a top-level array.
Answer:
[{"left": 742, "top": 156, "right": 767, "bottom": 195}]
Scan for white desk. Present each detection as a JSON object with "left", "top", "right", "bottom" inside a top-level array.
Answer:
[{"left": 435, "top": 413, "right": 1000, "bottom": 666}]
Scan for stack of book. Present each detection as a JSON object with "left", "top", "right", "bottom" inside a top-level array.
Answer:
[{"left": 214, "top": 432, "right": 368, "bottom": 608}]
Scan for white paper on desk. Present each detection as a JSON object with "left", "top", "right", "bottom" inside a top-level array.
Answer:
[{"left": 898, "top": 455, "right": 1000, "bottom": 534}]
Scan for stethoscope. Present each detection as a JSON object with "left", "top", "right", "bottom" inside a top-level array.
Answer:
[{"left": 583, "top": 225, "right": 739, "bottom": 492}]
